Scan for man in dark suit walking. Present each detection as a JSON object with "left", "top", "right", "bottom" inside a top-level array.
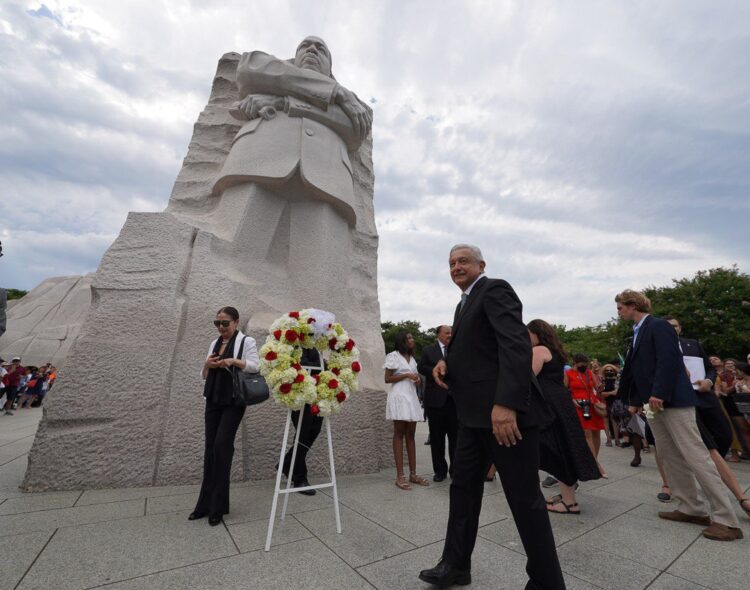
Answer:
[
  {"left": 615, "top": 290, "right": 742, "bottom": 541},
  {"left": 419, "top": 244, "right": 565, "bottom": 590},
  {"left": 418, "top": 325, "right": 458, "bottom": 482}
]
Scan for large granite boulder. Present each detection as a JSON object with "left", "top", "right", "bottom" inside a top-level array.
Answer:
[
  {"left": 0, "top": 275, "right": 93, "bottom": 367},
  {"left": 22, "top": 50, "right": 390, "bottom": 491}
]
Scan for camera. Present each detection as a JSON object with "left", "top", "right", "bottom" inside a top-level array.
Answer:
[{"left": 577, "top": 399, "right": 592, "bottom": 420}]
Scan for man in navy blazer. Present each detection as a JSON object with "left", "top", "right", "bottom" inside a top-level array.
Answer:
[
  {"left": 419, "top": 244, "right": 564, "bottom": 590},
  {"left": 615, "top": 290, "right": 741, "bottom": 541}
]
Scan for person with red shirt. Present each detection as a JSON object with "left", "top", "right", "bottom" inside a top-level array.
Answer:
[
  {"left": 566, "top": 353, "right": 607, "bottom": 477},
  {"left": 3, "top": 357, "right": 26, "bottom": 415}
]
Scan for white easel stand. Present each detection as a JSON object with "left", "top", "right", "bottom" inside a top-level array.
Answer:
[{"left": 265, "top": 408, "right": 341, "bottom": 551}]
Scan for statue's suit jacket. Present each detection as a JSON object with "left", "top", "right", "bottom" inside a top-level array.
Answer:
[{"left": 213, "top": 51, "right": 364, "bottom": 225}]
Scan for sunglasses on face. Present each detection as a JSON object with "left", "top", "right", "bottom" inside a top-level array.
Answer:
[{"left": 213, "top": 320, "right": 232, "bottom": 328}]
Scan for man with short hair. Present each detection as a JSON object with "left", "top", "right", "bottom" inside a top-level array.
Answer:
[
  {"left": 418, "top": 325, "right": 458, "bottom": 482},
  {"left": 616, "top": 290, "right": 742, "bottom": 541},
  {"left": 419, "top": 244, "right": 564, "bottom": 589}
]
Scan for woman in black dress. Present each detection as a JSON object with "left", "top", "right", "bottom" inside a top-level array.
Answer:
[
  {"left": 190, "top": 306, "right": 259, "bottom": 526},
  {"left": 528, "top": 319, "right": 601, "bottom": 514}
]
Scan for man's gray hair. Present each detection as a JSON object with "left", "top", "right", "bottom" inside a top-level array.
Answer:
[{"left": 449, "top": 244, "right": 484, "bottom": 263}]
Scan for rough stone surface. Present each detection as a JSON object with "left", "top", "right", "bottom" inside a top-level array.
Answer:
[
  {"left": 22, "top": 49, "right": 390, "bottom": 491},
  {"left": 0, "top": 275, "right": 93, "bottom": 367}
]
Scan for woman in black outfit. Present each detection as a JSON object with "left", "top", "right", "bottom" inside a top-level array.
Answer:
[
  {"left": 190, "top": 306, "right": 259, "bottom": 525},
  {"left": 528, "top": 319, "right": 601, "bottom": 514}
]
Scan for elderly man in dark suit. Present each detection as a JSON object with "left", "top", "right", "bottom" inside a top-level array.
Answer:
[
  {"left": 419, "top": 244, "right": 564, "bottom": 590},
  {"left": 418, "top": 325, "right": 457, "bottom": 482},
  {"left": 616, "top": 290, "right": 742, "bottom": 541}
]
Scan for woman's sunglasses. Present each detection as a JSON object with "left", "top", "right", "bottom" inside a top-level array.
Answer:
[{"left": 213, "top": 320, "right": 231, "bottom": 328}]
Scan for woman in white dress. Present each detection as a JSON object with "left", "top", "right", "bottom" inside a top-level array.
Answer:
[{"left": 384, "top": 331, "right": 429, "bottom": 490}]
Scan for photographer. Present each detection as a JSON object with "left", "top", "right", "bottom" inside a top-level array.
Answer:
[{"left": 565, "top": 353, "right": 607, "bottom": 477}]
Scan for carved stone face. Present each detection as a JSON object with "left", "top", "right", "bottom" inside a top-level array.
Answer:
[{"left": 294, "top": 36, "right": 332, "bottom": 77}]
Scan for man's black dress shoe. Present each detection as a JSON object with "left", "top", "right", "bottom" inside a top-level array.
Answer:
[
  {"left": 418, "top": 560, "right": 471, "bottom": 587},
  {"left": 188, "top": 511, "right": 206, "bottom": 521},
  {"left": 295, "top": 478, "right": 316, "bottom": 496},
  {"left": 208, "top": 515, "right": 223, "bottom": 526},
  {"left": 433, "top": 474, "right": 446, "bottom": 482}
]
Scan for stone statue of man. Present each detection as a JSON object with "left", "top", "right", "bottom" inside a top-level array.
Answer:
[
  {"left": 215, "top": 37, "right": 371, "bottom": 218},
  {"left": 207, "top": 36, "right": 373, "bottom": 301}
]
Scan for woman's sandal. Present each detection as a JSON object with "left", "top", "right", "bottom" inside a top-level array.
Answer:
[
  {"left": 739, "top": 498, "right": 750, "bottom": 518},
  {"left": 546, "top": 500, "right": 580, "bottom": 515},
  {"left": 545, "top": 494, "right": 562, "bottom": 505},
  {"left": 409, "top": 474, "right": 430, "bottom": 486},
  {"left": 657, "top": 485, "right": 672, "bottom": 502},
  {"left": 395, "top": 476, "right": 412, "bottom": 491}
]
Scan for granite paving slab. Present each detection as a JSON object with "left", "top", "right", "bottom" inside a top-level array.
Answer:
[
  {"left": 227, "top": 514, "right": 312, "bottom": 552},
  {"left": 332, "top": 477, "right": 509, "bottom": 546},
  {"left": 556, "top": 538, "right": 661, "bottom": 590},
  {"left": 0, "top": 498, "right": 144, "bottom": 537},
  {"left": 648, "top": 573, "right": 715, "bottom": 590},
  {"left": 0, "top": 490, "right": 81, "bottom": 515},
  {"left": 294, "top": 504, "right": 417, "bottom": 567},
  {"left": 95, "top": 537, "right": 373, "bottom": 590},
  {"left": 16, "top": 511, "right": 239, "bottom": 590},
  {"left": 555, "top": 511, "right": 702, "bottom": 571},
  {"left": 0, "top": 530, "right": 54, "bottom": 590},
  {"left": 667, "top": 534, "right": 750, "bottom": 590},
  {"left": 145, "top": 480, "right": 333, "bottom": 524},
  {"left": 479, "top": 492, "right": 640, "bottom": 552},
  {"left": 76, "top": 484, "right": 201, "bottom": 506}
]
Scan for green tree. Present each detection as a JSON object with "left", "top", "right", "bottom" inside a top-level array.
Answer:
[
  {"left": 644, "top": 266, "right": 750, "bottom": 359},
  {"left": 555, "top": 319, "right": 632, "bottom": 364},
  {"left": 381, "top": 321, "right": 437, "bottom": 359},
  {"left": 5, "top": 289, "right": 27, "bottom": 300}
]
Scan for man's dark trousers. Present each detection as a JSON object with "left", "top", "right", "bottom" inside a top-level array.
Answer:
[
  {"left": 443, "top": 425, "right": 565, "bottom": 590},
  {"left": 426, "top": 397, "right": 458, "bottom": 477},
  {"left": 282, "top": 404, "right": 323, "bottom": 483}
]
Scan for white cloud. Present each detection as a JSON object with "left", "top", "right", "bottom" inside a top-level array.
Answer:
[{"left": 1, "top": 0, "right": 748, "bottom": 330}]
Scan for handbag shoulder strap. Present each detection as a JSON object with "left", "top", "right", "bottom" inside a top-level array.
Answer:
[{"left": 237, "top": 336, "right": 246, "bottom": 359}]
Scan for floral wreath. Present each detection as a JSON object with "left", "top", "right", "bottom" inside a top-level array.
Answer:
[{"left": 258, "top": 309, "right": 361, "bottom": 416}]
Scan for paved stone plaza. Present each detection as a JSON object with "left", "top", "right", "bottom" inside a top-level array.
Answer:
[{"left": 2, "top": 408, "right": 749, "bottom": 590}]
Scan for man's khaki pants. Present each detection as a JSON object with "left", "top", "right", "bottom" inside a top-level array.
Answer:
[{"left": 650, "top": 407, "right": 739, "bottom": 527}]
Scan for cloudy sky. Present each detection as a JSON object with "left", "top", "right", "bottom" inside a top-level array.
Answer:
[{"left": 1, "top": 0, "right": 748, "bottom": 329}]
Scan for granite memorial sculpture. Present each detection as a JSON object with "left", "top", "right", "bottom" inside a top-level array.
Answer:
[
  {"left": 23, "top": 36, "right": 389, "bottom": 491},
  {"left": 0, "top": 275, "right": 93, "bottom": 367}
]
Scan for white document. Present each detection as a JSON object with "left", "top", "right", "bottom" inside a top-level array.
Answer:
[{"left": 683, "top": 356, "right": 706, "bottom": 390}]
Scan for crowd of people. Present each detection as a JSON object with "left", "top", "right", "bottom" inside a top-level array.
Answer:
[{"left": 0, "top": 357, "right": 57, "bottom": 415}]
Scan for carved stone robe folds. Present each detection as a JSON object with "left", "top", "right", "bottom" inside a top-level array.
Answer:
[{"left": 213, "top": 51, "right": 361, "bottom": 226}]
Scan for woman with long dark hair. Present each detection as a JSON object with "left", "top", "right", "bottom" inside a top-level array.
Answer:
[
  {"left": 190, "top": 306, "right": 259, "bottom": 525},
  {"left": 384, "top": 331, "right": 428, "bottom": 490},
  {"left": 527, "top": 319, "right": 601, "bottom": 514}
]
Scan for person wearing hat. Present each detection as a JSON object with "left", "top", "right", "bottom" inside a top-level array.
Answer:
[{"left": 3, "top": 357, "right": 25, "bottom": 415}]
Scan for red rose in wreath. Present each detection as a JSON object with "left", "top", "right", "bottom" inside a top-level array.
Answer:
[
  {"left": 344, "top": 339, "right": 355, "bottom": 351},
  {"left": 289, "top": 311, "right": 300, "bottom": 318},
  {"left": 265, "top": 351, "right": 278, "bottom": 361},
  {"left": 310, "top": 404, "right": 320, "bottom": 416},
  {"left": 331, "top": 367, "right": 340, "bottom": 375},
  {"left": 279, "top": 383, "right": 292, "bottom": 394},
  {"left": 328, "top": 337, "right": 337, "bottom": 350},
  {"left": 285, "top": 329, "right": 298, "bottom": 342},
  {"left": 351, "top": 361, "right": 361, "bottom": 373},
  {"left": 273, "top": 330, "right": 282, "bottom": 340},
  {"left": 328, "top": 379, "right": 339, "bottom": 389},
  {"left": 294, "top": 373, "right": 305, "bottom": 384},
  {"left": 336, "top": 391, "right": 346, "bottom": 403}
]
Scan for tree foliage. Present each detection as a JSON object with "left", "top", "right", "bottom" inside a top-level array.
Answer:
[
  {"left": 381, "top": 267, "right": 750, "bottom": 363},
  {"left": 644, "top": 266, "right": 750, "bottom": 359},
  {"left": 5, "top": 289, "right": 27, "bottom": 301},
  {"left": 381, "top": 320, "right": 437, "bottom": 358}
]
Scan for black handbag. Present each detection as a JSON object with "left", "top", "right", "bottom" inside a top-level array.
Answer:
[{"left": 231, "top": 336, "right": 269, "bottom": 406}]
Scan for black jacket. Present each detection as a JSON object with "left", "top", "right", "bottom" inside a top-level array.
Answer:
[
  {"left": 679, "top": 336, "right": 718, "bottom": 409},
  {"left": 418, "top": 341, "right": 450, "bottom": 409},
  {"left": 445, "top": 276, "right": 541, "bottom": 429}
]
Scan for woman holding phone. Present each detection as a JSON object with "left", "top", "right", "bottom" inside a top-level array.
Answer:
[{"left": 189, "top": 306, "right": 259, "bottom": 526}]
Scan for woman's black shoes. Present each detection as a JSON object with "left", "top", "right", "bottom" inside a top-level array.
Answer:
[
  {"left": 188, "top": 511, "right": 206, "bottom": 521},
  {"left": 208, "top": 515, "right": 223, "bottom": 526}
]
